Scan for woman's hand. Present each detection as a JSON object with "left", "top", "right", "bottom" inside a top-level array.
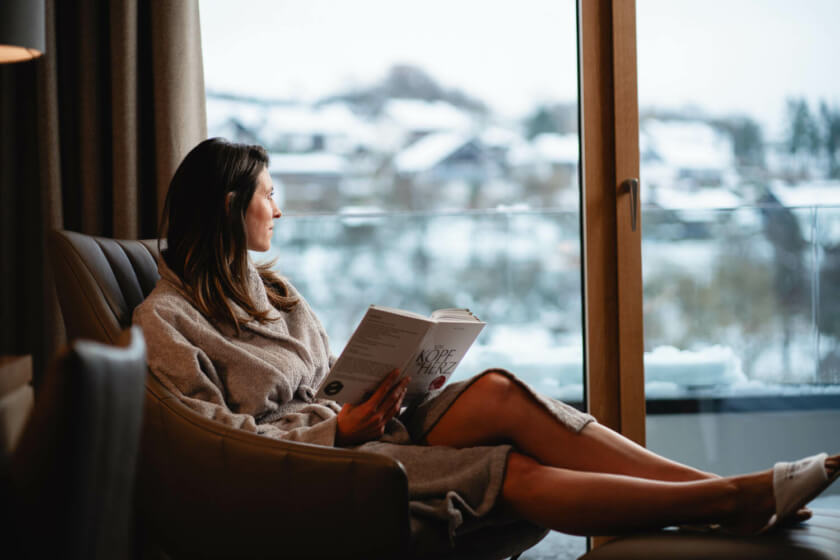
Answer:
[{"left": 335, "top": 369, "right": 410, "bottom": 447}]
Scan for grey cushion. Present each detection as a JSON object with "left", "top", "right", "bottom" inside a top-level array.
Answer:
[{"left": 9, "top": 328, "right": 147, "bottom": 559}]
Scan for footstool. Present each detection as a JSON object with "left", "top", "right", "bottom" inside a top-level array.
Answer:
[{"left": 578, "top": 509, "right": 840, "bottom": 560}]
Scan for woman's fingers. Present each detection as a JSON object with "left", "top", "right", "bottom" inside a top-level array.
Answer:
[
  {"left": 378, "top": 376, "right": 410, "bottom": 412},
  {"left": 369, "top": 369, "right": 402, "bottom": 408},
  {"left": 337, "top": 402, "right": 385, "bottom": 445},
  {"left": 379, "top": 378, "right": 410, "bottom": 423},
  {"left": 336, "top": 373, "right": 410, "bottom": 446},
  {"left": 389, "top": 384, "right": 408, "bottom": 416}
]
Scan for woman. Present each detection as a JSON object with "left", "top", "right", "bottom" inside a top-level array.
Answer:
[{"left": 133, "top": 137, "right": 838, "bottom": 542}]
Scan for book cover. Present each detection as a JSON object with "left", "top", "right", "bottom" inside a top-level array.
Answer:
[{"left": 316, "top": 306, "right": 485, "bottom": 405}]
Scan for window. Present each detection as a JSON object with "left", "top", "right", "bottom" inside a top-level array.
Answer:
[
  {"left": 201, "top": 0, "right": 840, "bottom": 548},
  {"left": 637, "top": 0, "right": 840, "bottom": 506}
]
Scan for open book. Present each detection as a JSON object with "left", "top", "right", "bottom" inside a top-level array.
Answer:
[{"left": 315, "top": 305, "right": 486, "bottom": 405}]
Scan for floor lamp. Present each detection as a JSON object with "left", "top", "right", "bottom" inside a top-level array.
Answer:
[{"left": 0, "top": 0, "right": 45, "bottom": 64}]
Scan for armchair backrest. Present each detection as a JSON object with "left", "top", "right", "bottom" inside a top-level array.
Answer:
[{"left": 48, "top": 229, "right": 160, "bottom": 345}]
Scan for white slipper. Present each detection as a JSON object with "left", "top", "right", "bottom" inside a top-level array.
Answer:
[{"left": 762, "top": 452, "right": 838, "bottom": 532}]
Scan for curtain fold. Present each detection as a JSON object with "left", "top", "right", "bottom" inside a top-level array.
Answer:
[
  {"left": 0, "top": 0, "right": 207, "bottom": 386},
  {"left": 150, "top": 1, "right": 207, "bottom": 218}
]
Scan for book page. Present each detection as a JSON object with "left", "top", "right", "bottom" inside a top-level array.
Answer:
[
  {"left": 316, "top": 307, "right": 432, "bottom": 404},
  {"left": 430, "top": 308, "right": 480, "bottom": 321},
  {"left": 371, "top": 304, "right": 430, "bottom": 321}
]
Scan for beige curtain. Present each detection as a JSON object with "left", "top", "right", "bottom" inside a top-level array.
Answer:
[{"left": 0, "top": 0, "right": 207, "bottom": 386}]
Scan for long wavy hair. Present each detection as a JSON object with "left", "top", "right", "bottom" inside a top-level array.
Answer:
[{"left": 159, "top": 137, "right": 298, "bottom": 333}]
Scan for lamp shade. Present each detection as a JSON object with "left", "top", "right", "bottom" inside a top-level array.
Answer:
[{"left": 0, "top": 0, "right": 45, "bottom": 63}]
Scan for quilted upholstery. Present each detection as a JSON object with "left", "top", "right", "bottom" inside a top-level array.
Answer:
[{"left": 49, "top": 230, "right": 160, "bottom": 344}]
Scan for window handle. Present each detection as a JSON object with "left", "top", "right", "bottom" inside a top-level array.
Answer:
[{"left": 621, "top": 178, "right": 639, "bottom": 232}]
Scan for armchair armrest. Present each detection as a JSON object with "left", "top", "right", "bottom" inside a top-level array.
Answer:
[
  {"left": 139, "top": 374, "right": 411, "bottom": 560},
  {"left": 0, "top": 356, "right": 33, "bottom": 456}
]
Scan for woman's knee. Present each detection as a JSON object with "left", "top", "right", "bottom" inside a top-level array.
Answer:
[
  {"left": 425, "top": 372, "right": 519, "bottom": 446},
  {"left": 467, "top": 370, "right": 518, "bottom": 409}
]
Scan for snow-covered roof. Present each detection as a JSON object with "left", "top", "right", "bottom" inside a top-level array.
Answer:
[
  {"left": 505, "top": 133, "right": 578, "bottom": 168},
  {"left": 268, "top": 152, "right": 347, "bottom": 175},
  {"left": 394, "top": 131, "right": 472, "bottom": 173},
  {"left": 262, "top": 103, "right": 363, "bottom": 137},
  {"left": 642, "top": 120, "right": 733, "bottom": 171},
  {"left": 506, "top": 142, "right": 538, "bottom": 167},
  {"left": 651, "top": 186, "right": 742, "bottom": 210},
  {"left": 380, "top": 99, "right": 473, "bottom": 132},
  {"left": 206, "top": 97, "right": 267, "bottom": 130},
  {"left": 768, "top": 180, "right": 840, "bottom": 208},
  {"left": 480, "top": 125, "right": 525, "bottom": 148},
  {"left": 532, "top": 133, "right": 579, "bottom": 164},
  {"left": 460, "top": 338, "right": 747, "bottom": 390}
]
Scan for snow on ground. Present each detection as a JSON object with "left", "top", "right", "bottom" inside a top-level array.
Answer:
[
  {"left": 769, "top": 180, "right": 840, "bottom": 209},
  {"left": 455, "top": 338, "right": 840, "bottom": 400},
  {"left": 642, "top": 239, "right": 719, "bottom": 277}
]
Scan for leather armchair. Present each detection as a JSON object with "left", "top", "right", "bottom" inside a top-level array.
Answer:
[{"left": 48, "top": 229, "right": 547, "bottom": 560}]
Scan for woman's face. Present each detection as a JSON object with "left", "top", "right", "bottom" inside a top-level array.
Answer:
[{"left": 244, "top": 167, "right": 281, "bottom": 252}]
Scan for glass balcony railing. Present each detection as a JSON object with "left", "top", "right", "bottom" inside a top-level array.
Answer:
[
  {"left": 643, "top": 204, "right": 840, "bottom": 405},
  {"left": 640, "top": 205, "right": 840, "bottom": 503},
  {"left": 264, "top": 209, "right": 586, "bottom": 405},
  {"left": 263, "top": 205, "right": 840, "bottom": 410}
]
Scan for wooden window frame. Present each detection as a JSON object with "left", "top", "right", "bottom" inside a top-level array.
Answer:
[{"left": 579, "top": 0, "right": 644, "bottom": 444}]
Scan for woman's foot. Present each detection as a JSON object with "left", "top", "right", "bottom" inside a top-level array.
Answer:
[
  {"left": 828, "top": 455, "right": 840, "bottom": 481},
  {"left": 721, "top": 470, "right": 776, "bottom": 535},
  {"left": 723, "top": 453, "right": 840, "bottom": 535}
]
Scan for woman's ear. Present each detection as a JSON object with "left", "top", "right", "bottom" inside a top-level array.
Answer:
[{"left": 225, "top": 192, "right": 235, "bottom": 215}]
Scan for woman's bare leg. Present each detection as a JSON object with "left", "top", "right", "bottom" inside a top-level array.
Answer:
[
  {"left": 426, "top": 372, "right": 715, "bottom": 481},
  {"left": 499, "top": 452, "right": 774, "bottom": 536},
  {"left": 427, "top": 372, "right": 838, "bottom": 531}
]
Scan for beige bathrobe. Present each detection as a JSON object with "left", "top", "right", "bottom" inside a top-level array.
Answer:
[{"left": 133, "top": 257, "right": 594, "bottom": 542}]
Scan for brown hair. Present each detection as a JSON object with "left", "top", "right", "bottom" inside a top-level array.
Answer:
[{"left": 159, "top": 137, "right": 298, "bottom": 333}]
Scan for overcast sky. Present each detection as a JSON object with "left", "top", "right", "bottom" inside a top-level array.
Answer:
[{"left": 200, "top": 0, "right": 839, "bottom": 135}]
